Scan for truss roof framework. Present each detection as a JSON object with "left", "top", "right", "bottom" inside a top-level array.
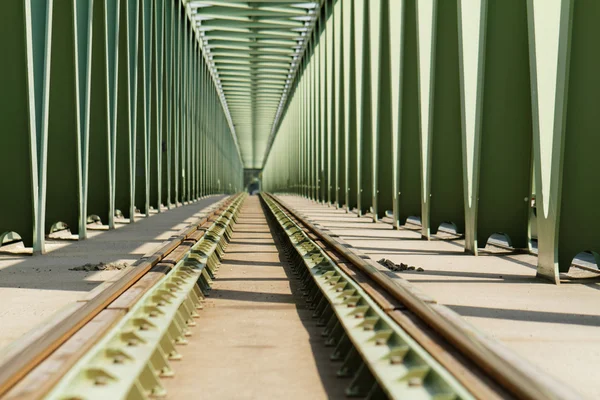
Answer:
[{"left": 187, "top": 0, "right": 321, "bottom": 169}]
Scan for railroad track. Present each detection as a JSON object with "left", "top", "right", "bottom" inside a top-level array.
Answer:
[
  {"left": 0, "top": 194, "right": 246, "bottom": 399},
  {"left": 0, "top": 192, "right": 579, "bottom": 399},
  {"left": 261, "top": 193, "right": 578, "bottom": 400}
]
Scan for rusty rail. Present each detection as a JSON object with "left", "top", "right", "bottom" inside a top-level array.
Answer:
[
  {"left": 263, "top": 193, "right": 580, "bottom": 400},
  {"left": 0, "top": 194, "right": 242, "bottom": 397}
]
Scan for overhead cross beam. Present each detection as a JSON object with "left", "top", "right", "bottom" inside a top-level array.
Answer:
[{"left": 187, "top": 0, "right": 320, "bottom": 169}]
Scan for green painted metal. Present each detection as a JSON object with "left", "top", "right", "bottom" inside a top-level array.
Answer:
[
  {"left": 333, "top": 0, "right": 344, "bottom": 208},
  {"left": 45, "top": 195, "right": 244, "bottom": 399},
  {"left": 0, "top": 0, "right": 243, "bottom": 255},
  {"left": 459, "top": 0, "right": 533, "bottom": 254},
  {"left": 3, "top": 0, "right": 599, "bottom": 285},
  {"left": 189, "top": 0, "right": 318, "bottom": 169},
  {"left": 370, "top": 0, "right": 394, "bottom": 222},
  {"left": 263, "top": 193, "right": 474, "bottom": 399},
  {"left": 343, "top": 0, "right": 357, "bottom": 212},
  {"left": 389, "top": 0, "right": 404, "bottom": 230},
  {"left": 262, "top": 0, "right": 599, "bottom": 283},
  {"left": 354, "top": 0, "right": 372, "bottom": 217},
  {"left": 88, "top": 0, "right": 112, "bottom": 229},
  {"left": 527, "top": 0, "right": 572, "bottom": 284},
  {"left": 429, "top": 0, "right": 464, "bottom": 237}
]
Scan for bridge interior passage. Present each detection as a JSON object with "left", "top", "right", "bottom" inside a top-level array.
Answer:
[{"left": 0, "top": 0, "right": 598, "bottom": 286}]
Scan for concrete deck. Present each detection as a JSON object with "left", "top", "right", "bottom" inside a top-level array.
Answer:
[
  {"left": 278, "top": 195, "right": 600, "bottom": 399},
  {"left": 164, "top": 196, "right": 344, "bottom": 400},
  {"left": 0, "top": 196, "right": 225, "bottom": 350}
]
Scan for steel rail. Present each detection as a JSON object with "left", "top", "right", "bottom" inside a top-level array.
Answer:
[
  {"left": 43, "top": 195, "right": 245, "bottom": 399},
  {"left": 262, "top": 194, "right": 474, "bottom": 399},
  {"left": 0, "top": 194, "right": 243, "bottom": 398},
  {"left": 263, "top": 193, "right": 579, "bottom": 400}
]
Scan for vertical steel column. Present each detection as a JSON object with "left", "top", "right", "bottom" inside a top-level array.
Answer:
[
  {"left": 114, "top": 0, "right": 138, "bottom": 221},
  {"left": 370, "top": 0, "right": 394, "bottom": 221},
  {"left": 319, "top": 5, "right": 328, "bottom": 204},
  {"left": 397, "top": 0, "right": 422, "bottom": 228},
  {"left": 527, "top": 0, "right": 573, "bottom": 283},
  {"left": 415, "top": 0, "right": 436, "bottom": 238},
  {"left": 140, "top": 0, "right": 152, "bottom": 216},
  {"left": 87, "top": 0, "right": 112, "bottom": 228},
  {"left": 332, "top": 0, "right": 344, "bottom": 208},
  {"left": 153, "top": 0, "right": 164, "bottom": 212},
  {"left": 172, "top": 5, "right": 180, "bottom": 205},
  {"left": 343, "top": 0, "right": 357, "bottom": 212},
  {"left": 107, "top": 0, "right": 121, "bottom": 227},
  {"left": 354, "top": 0, "right": 373, "bottom": 216},
  {"left": 389, "top": 0, "right": 405, "bottom": 229},
  {"left": 0, "top": 1, "right": 52, "bottom": 250},
  {"left": 73, "top": 0, "right": 94, "bottom": 239},
  {"left": 427, "top": 0, "right": 464, "bottom": 238},
  {"left": 459, "top": 0, "right": 532, "bottom": 254},
  {"left": 325, "top": 0, "right": 335, "bottom": 205},
  {"left": 46, "top": 0, "right": 80, "bottom": 240}
]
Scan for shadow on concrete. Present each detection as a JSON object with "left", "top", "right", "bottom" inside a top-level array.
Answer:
[
  {"left": 228, "top": 240, "right": 275, "bottom": 246},
  {"left": 207, "top": 287, "right": 295, "bottom": 304},
  {"left": 0, "top": 196, "right": 226, "bottom": 292},
  {"left": 448, "top": 304, "right": 600, "bottom": 327},
  {"left": 399, "top": 269, "right": 535, "bottom": 281},
  {"left": 221, "top": 259, "right": 284, "bottom": 268},
  {"left": 355, "top": 246, "right": 466, "bottom": 256},
  {"left": 215, "top": 277, "right": 289, "bottom": 282},
  {"left": 263, "top": 201, "right": 348, "bottom": 399}
]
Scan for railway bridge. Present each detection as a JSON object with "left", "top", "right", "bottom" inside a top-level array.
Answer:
[{"left": 0, "top": 0, "right": 598, "bottom": 399}]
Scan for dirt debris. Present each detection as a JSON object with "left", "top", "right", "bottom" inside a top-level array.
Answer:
[
  {"left": 377, "top": 258, "right": 424, "bottom": 272},
  {"left": 69, "top": 262, "right": 128, "bottom": 272}
]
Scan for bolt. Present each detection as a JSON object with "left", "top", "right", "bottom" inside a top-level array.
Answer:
[
  {"left": 390, "top": 355, "right": 403, "bottom": 365},
  {"left": 113, "top": 355, "right": 126, "bottom": 364},
  {"left": 94, "top": 376, "right": 109, "bottom": 386},
  {"left": 408, "top": 378, "right": 423, "bottom": 387}
]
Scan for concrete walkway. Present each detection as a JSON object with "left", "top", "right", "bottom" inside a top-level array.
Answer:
[
  {"left": 164, "top": 196, "right": 344, "bottom": 400},
  {"left": 0, "top": 196, "right": 225, "bottom": 350},
  {"left": 279, "top": 195, "right": 600, "bottom": 399}
]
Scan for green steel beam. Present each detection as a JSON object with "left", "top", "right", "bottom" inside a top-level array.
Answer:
[
  {"left": 0, "top": 0, "right": 244, "bottom": 254},
  {"left": 262, "top": 0, "right": 598, "bottom": 284}
]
